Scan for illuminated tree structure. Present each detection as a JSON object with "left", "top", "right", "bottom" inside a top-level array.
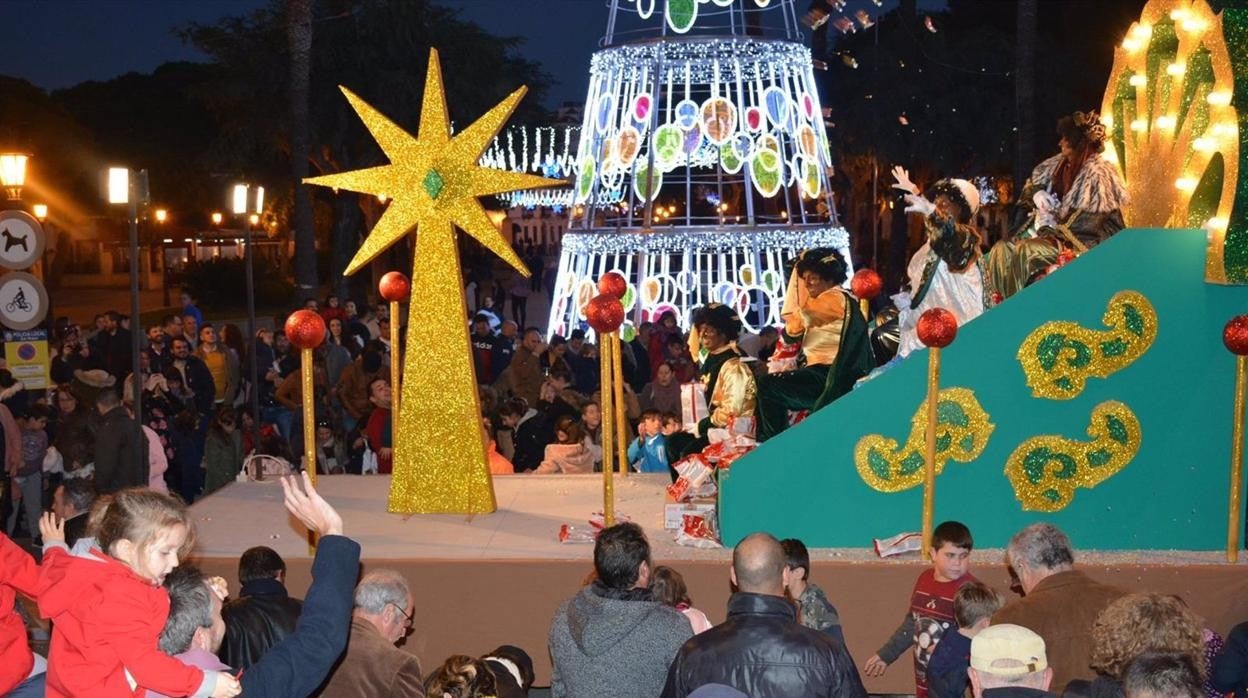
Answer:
[{"left": 548, "top": 0, "right": 852, "bottom": 339}]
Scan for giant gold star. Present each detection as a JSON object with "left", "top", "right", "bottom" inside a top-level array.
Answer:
[{"left": 304, "top": 49, "right": 558, "bottom": 514}]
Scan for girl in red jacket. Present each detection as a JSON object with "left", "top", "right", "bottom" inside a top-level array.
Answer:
[
  {"left": 37, "top": 488, "right": 241, "bottom": 698},
  {"left": 0, "top": 530, "right": 41, "bottom": 695}
]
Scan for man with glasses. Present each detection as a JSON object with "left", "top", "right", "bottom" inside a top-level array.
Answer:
[{"left": 316, "top": 568, "right": 422, "bottom": 697}]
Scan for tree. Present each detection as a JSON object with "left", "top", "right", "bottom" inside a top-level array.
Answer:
[
  {"left": 289, "top": 0, "right": 316, "bottom": 302},
  {"left": 178, "top": 0, "right": 553, "bottom": 300}
]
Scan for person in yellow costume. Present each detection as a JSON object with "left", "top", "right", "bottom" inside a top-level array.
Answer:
[{"left": 755, "top": 248, "right": 874, "bottom": 441}]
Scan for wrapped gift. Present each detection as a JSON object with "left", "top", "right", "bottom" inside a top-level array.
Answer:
[
  {"left": 708, "top": 416, "right": 755, "bottom": 444},
  {"left": 558, "top": 524, "right": 596, "bottom": 544},
  {"left": 873, "top": 531, "right": 923, "bottom": 558},
  {"left": 667, "top": 455, "right": 716, "bottom": 502},
  {"left": 663, "top": 501, "right": 717, "bottom": 530},
  {"left": 676, "top": 510, "right": 722, "bottom": 548},
  {"left": 680, "top": 381, "right": 708, "bottom": 433},
  {"left": 767, "top": 336, "right": 801, "bottom": 374}
]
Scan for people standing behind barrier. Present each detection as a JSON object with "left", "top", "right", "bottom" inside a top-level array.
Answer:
[
  {"left": 662, "top": 532, "right": 866, "bottom": 698},
  {"left": 780, "top": 538, "right": 846, "bottom": 646},
  {"left": 992, "top": 523, "right": 1126, "bottom": 693},
  {"left": 864, "top": 521, "right": 978, "bottom": 698},
  {"left": 549, "top": 522, "right": 692, "bottom": 698},
  {"left": 926, "top": 581, "right": 1003, "bottom": 698}
]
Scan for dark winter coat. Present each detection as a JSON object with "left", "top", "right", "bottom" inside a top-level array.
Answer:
[{"left": 662, "top": 592, "right": 867, "bottom": 698}]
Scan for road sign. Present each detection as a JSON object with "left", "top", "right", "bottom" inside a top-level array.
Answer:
[
  {"left": 0, "top": 211, "right": 45, "bottom": 270},
  {"left": 0, "top": 272, "right": 48, "bottom": 330},
  {"left": 3, "top": 329, "right": 50, "bottom": 389}
]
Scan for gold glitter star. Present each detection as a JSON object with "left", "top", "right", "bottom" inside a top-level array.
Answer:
[{"left": 305, "top": 49, "right": 558, "bottom": 514}]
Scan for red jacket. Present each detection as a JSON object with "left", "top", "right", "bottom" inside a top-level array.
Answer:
[
  {"left": 0, "top": 532, "right": 39, "bottom": 694},
  {"left": 37, "top": 547, "right": 211, "bottom": 698}
]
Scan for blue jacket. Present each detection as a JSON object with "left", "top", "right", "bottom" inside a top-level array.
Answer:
[
  {"left": 627, "top": 434, "right": 668, "bottom": 474},
  {"left": 240, "top": 535, "right": 360, "bottom": 697}
]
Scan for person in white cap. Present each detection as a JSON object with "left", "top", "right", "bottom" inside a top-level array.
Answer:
[{"left": 968, "top": 623, "right": 1056, "bottom": 698}]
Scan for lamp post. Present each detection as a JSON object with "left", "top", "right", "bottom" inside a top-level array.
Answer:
[
  {"left": 154, "top": 209, "right": 170, "bottom": 305},
  {"left": 0, "top": 154, "right": 28, "bottom": 200},
  {"left": 233, "top": 183, "right": 265, "bottom": 457},
  {"left": 107, "top": 166, "right": 148, "bottom": 461}
]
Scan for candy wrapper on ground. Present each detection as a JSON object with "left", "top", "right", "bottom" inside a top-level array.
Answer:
[
  {"left": 559, "top": 525, "right": 596, "bottom": 544},
  {"left": 588, "top": 511, "right": 631, "bottom": 529},
  {"left": 874, "top": 531, "right": 922, "bottom": 558},
  {"left": 560, "top": 512, "right": 633, "bottom": 542},
  {"left": 676, "top": 510, "right": 721, "bottom": 548},
  {"left": 667, "top": 455, "right": 717, "bottom": 502}
]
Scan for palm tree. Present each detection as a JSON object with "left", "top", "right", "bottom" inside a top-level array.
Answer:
[
  {"left": 1015, "top": 0, "right": 1037, "bottom": 191},
  {"left": 288, "top": 0, "right": 315, "bottom": 302}
]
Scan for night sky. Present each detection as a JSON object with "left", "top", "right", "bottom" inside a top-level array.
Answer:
[{"left": 3, "top": 0, "right": 919, "bottom": 109}]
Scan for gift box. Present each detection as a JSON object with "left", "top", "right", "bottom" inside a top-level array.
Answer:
[
  {"left": 676, "top": 509, "right": 721, "bottom": 548},
  {"left": 666, "top": 455, "right": 716, "bottom": 502},
  {"left": 664, "top": 501, "right": 717, "bottom": 530},
  {"left": 680, "top": 381, "right": 708, "bottom": 433}
]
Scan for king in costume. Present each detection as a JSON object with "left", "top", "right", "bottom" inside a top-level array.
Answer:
[{"left": 755, "top": 248, "right": 874, "bottom": 441}]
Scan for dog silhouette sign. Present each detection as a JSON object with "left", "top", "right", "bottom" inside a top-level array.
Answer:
[{"left": 0, "top": 211, "right": 44, "bottom": 270}]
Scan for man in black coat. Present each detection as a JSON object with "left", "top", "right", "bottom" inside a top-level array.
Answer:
[
  {"left": 219, "top": 546, "right": 304, "bottom": 670},
  {"left": 662, "top": 532, "right": 867, "bottom": 698},
  {"left": 169, "top": 337, "right": 216, "bottom": 419},
  {"left": 92, "top": 389, "right": 148, "bottom": 494}
]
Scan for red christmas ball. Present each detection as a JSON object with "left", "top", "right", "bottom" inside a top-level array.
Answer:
[
  {"left": 917, "top": 308, "right": 958, "bottom": 349},
  {"left": 850, "top": 268, "right": 883, "bottom": 300},
  {"left": 586, "top": 293, "right": 626, "bottom": 334},
  {"left": 598, "top": 272, "right": 628, "bottom": 299},
  {"left": 378, "top": 271, "right": 411, "bottom": 303},
  {"left": 285, "top": 310, "right": 327, "bottom": 350},
  {"left": 1225, "top": 315, "right": 1248, "bottom": 356}
]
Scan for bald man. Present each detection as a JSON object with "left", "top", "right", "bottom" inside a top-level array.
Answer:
[{"left": 662, "top": 533, "right": 867, "bottom": 698}]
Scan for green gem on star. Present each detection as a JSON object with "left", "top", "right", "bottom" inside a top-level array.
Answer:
[{"left": 423, "top": 169, "right": 445, "bottom": 199}]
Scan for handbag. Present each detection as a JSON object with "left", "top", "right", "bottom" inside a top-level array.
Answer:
[{"left": 361, "top": 438, "right": 379, "bottom": 475}]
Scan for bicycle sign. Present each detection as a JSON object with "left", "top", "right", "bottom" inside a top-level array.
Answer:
[{"left": 0, "top": 272, "right": 48, "bottom": 330}]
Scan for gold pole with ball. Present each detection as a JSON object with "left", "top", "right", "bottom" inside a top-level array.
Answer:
[
  {"left": 284, "top": 308, "right": 327, "bottom": 553},
  {"left": 922, "top": 346, "right": 941, "bottom": 561},
  {"left": 389, "top": 300, "right": 401, "bottom": 415},
  {"left": 1224, "top": 316, "right": 1248, "bottom": 562},
  {"left": 611, "top": 334, "right": 629, "bottom": 476},
  {"left": 916, "top": 308, "right": 958, "bottom": 562},
  {"left": 600, "top": 332, "right": 616, "bottom": 527}
]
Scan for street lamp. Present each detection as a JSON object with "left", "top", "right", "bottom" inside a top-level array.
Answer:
[
  {"left": 232, "top": 182, "right": 266, "bottom": 457},
  {"left": 0, "top": 154, "right": 28, "bottom": 200},
  {"left": 211, "top": 212, "right": 223, "bottom": 226},
  {"left": 32, "top": 204, "right": 47, "bottom": 221},
  {"left": 104, "top": 166, "right": 148, "bottom": 456},
  {"left": 154, "top": 208, "right": 167, "bottom": 224}
]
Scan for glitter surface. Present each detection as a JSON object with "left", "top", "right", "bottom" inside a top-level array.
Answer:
[
  {"left": 304, "top": 49, "right": 558, "bottom": 513},
  {"left": 1018, "top": 290, "right": 1158, "bottom": 401},
  {"left": 1100, "top": 0, "right": 1241, "bottom": 284},
  {"left": 1004, "top": 401, "right": 1142, "bottom": 512},
  {"left": 854, "top": 387, "right": 995, "bottom": 493}
]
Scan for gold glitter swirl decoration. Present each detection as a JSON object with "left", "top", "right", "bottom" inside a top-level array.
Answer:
[
  {"left": 855, "top": 387, "right": 995, "bottom": 493},
  {"left": 304, "top": 49, "right": 558, "bottom": 514},
  {"left": 1018, "top": 290, "right": 1158, "bottom": 401},
  {"left": 1100, "top": 0, "right": 1242, "bottom": 283},
  {"left": 1005, "top": 401, "right": 1143, "bottom": 512}
]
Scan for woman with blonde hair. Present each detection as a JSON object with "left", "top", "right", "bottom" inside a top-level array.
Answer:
[{"left": 1065, "top": 593, "right": 1205, "bottom": 698}]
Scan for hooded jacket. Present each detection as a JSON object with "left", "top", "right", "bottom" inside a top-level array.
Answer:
[
  {"left": 662, "top": 592, "right": 868, "bottom": 698},
  {"left": 0, "top": 532, "right": 39, "bottom": 695},
  {"left": 549, "top": 584, "right": 693, "bottom": 698},
  {"left": 36, "top": 546, "right": 214, "bottom": 698}
]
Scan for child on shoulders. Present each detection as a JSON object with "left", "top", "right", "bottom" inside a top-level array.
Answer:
[{"left": 37, "top": 488, "right": 241, "bottom": 698}]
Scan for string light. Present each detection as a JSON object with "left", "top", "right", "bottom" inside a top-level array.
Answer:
[
  {"left": 1165, "top": 62, "right": 1186, "bottom": 76},
  {"left": 1156, "top": 115, "right": 1176, "bottom": 130},
  {"left": 1175, "top": 177, "right": 1198, "bottom": 192},
  {"left": 1131, "top": 118, "right": 1148, "bottom": 132},
  {"left": 1192, "top": 137, "right": 1215, "bottom": 152},
  {"left": 1207, "top": 91, "right": 1233, "bottom": 106},
  {"left": 1129, "top": 74, "right": 1147, "bottom": 87}
]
